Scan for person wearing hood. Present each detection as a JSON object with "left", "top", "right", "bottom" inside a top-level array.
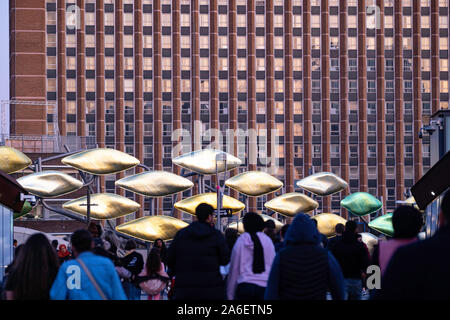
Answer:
[
  {"left": 166, "top": 203, "right": 230, "bottom": 300},
  {"left": 330, "top": 220, "right": 370, "bottom": 300},
  {"left": 264, "top": 213, "right": 345, "bottom": 300},
  {"left": 57, "top": 244, "right": 72, "bottom": 265},
  {"left": 227, "top": 212, "right": 276, "bottom": 300}
]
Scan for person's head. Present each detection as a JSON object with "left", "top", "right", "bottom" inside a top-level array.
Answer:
[
  {"left": 103, "top": 229, "right": 121, "bottom": 251},
  {"left": 345, "top": 220, "right": 358, "bottom": 234},
  {"left": 71, "top": 229, "right": 94, "bottom": 257},
  {"left": 195, "top": 203, "right": 215, "bottom": 224},
  {"left": 13, "top": 239, "right": 17, "bottom": 247},
  {"left": 264, "top": 219, "right": 276, "bottom": 231},
  {"left": 51, "top": 239, "right": 58, "bottom": 249},
  {"left": 280, "top": 224, "right": 290, "bottom": 241},
  {"left": 154, "top": 238, "right": 166, "bottom": 250},
  {"left": 243, "top": 212, "right": 265, "bottom": 233},
  {"left": 335, "top": 223, "right": 345, "bottom": 236},
  {"left": 356, "top": 233, "right": 363, "bottom": 242},
  {"left": 124, "top": 239, "right": 137, "bottom": 251},
  {"left": 392, "top": 205, "right": 423, "bottom": 239},
  {"left": 88, "top": 222, "right": 99, "bottom": 238},
  {"left": 439, "top": 189, "right": 450, "bottom": 227},
  {"left": 8, "top": 233, "right": 59, "bottom": 300},
  {"left": 224, "top": 228, "right": 239, "bottom": 251},
  {"left": 146, "top": 248, "right": 162, "bottom": 275},
  {"left": 58, "top": 244, "right": 68, "bottom": 253}
]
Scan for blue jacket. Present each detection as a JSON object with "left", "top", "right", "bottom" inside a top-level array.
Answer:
[
  {"left": 50, "top": 251, "right": 126, "bottom": 300},
  {"left": 264, "top": 213, "right": 345, "bottom": 300}
]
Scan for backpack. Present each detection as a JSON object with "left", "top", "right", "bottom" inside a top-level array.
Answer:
[{"left": 135, "top": 273, "right": 170, "bottom": 296}]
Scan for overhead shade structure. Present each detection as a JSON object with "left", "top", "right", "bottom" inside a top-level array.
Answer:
[
  {"left": 264, "top": 192, "right": 318, "bottom": 217},
  {"left": 116, "top": 216, "right": 188, "bottom": 242},
  {"left": 228, "top": 213, "right": 284, "bottom": 234},
  {"left": 311, "top": 213, "right": 347, "bottom": 237},
  {"left": 360, "top": 232, "right": 379, "bottom": 257},
  {"left": 340, "top": 192, "right": 383, "bottom": 217},
  {"left": 368, "top": 213, "right": 394, "bottom": 237},
  {"left": 17, "top": 171, "right": 83, "bottom": 198},
  {"left": 0, "top": 146, "right": 32, "bottom": 174},
  {"left": 225, "top": 171, "right": 283, "bottom": 197},
  {"left": 62, "top": 148, "right": 139, "bottom": 175},
  {"left": 63, "top": 193, "right": 140, "bottom": 220},
  {"left": 174, "top": 192, "right": 245, "bottom": 216},
  {"left": 172, "top": 149, "right": 242, "bottom": 175},
  {"left": 115, "top": 170, "right": 194, "bottom": 197},
  {"left": 296, "top": 172, "right": 348, "bottom": 196}
]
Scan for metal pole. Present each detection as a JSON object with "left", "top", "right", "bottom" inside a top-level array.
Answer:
[{"left": 86, "top": 186, "right": 91, "bottom": 226}]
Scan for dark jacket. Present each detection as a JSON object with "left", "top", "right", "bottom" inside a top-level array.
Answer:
[
  {"left": 167, "top": 221, "right": 230, "bottom": 300},
  {"left": 121, "top": 251, "right": 144, "bottom": 277},
  {"left": 326, "top": 235, "right": 343, "bottom": 252},
  {"left": 330, "top": 231, "right": 370, "bottom": 280},
  {"left": 264, "top": 213, "right": 345, "bottom": 300},
  {"left": 319, "top": 233, "right": 328, "bottom": 248},
  {"left": 374, "top": 225, "right": 450, "bottom": 300}
]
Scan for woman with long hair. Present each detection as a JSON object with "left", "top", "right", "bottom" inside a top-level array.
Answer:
[
  {"left": 226, "top": 212, "right": 276, "bottom": 300},
  {"left": 152, "top": 238, "right": 168, "bottom": 264},
  {"left": 137, "top": 248, "right": 169, "bottom": 300},
  {"left": 5, "top": 233, "right": 59, "bottom": 300}
]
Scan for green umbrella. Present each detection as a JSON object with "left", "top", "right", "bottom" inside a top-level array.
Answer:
[
  {"left": 368, "top": 213, "right": 394, "bottom": 237},
  {"left": 341, "top": 192, "right": 382, "bottom": 217}
]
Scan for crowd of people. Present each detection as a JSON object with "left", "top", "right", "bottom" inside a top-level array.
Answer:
[{"left": 1, "top": 190, "right": 450, "bottom": 300}]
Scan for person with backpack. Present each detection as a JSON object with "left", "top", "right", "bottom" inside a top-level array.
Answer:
[
  {"left": 136, "top": 248, "right": 170, "bottom": 300},
  {"left": 50, "top": 229, "right": 126, "bottom": 300},
  {"left": 119, "top": 240, "right": 144, "bottom": 300}
]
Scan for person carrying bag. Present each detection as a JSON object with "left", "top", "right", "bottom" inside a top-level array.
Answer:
[{"left": 137, "top": 248, "right": 169, "bottom": 300}]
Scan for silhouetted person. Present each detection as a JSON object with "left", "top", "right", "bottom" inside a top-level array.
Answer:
[
  {"left": 326, "top": 223, "right": 345, "bottom": 251},
  {"left": 274, "top": 224, "right": 290, "bottom": 252},
  {"left": 5, "top": 234, "right": 59, "bottom": 300},
  {"left": 167, "top": 203, "right": 230, "bottom": 300},
  {"left": 371, "top": 206, "right": 423, "bottom": 275},
  {"left": 374, "top": 191, "right": 450, "bottom": 300},
  {"left": 331, "top": 221, "right": 369, "bottom": 300},
  {"left": 264, "top": 213, "right": 345, "bottom": 300}
]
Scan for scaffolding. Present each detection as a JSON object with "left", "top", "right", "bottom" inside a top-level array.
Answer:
[{"left": 0, "top": 99, "right": 59, "bottom": 137}]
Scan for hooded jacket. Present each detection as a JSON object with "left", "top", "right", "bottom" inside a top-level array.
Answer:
[
  {"left": 331, "top": 231, "right": 370, "bottom": 279},
  {"left": 166, "top": 221, "right": 230, "bottom": 300},
  {"left": 264, "top": 214, "right": 345, "bottom": 300},
  {"left": 226, "top": 232, "right": 276, "bottom": 300}
]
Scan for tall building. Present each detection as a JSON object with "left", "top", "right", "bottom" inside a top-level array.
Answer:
[{"left": 9, "top": 0, "right": 450, "bottom": 220}]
